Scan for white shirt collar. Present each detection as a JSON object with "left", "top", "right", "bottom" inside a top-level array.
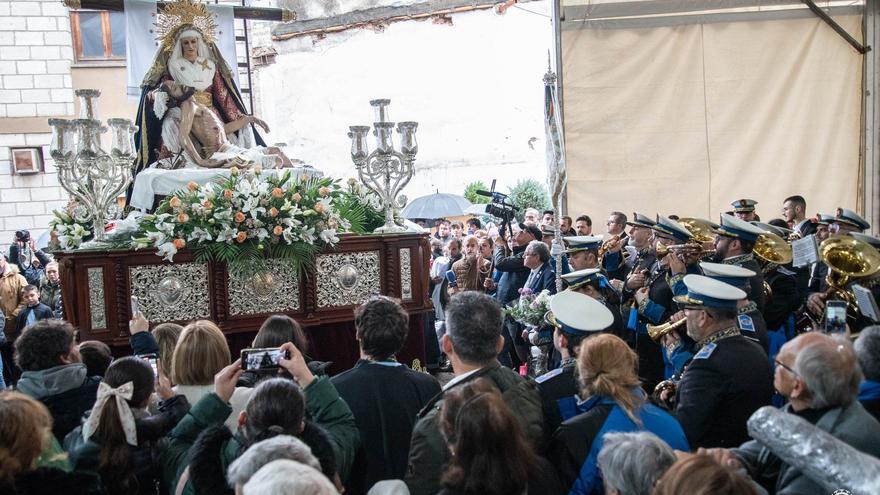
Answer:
[{"left": 443, "top": 367, "right": 482, "bottom": 391}]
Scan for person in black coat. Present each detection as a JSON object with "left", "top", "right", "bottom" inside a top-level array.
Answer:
[
  {"left": 13, "top": 319, "right": 100, "bottom": 443},
  {"left": 670, "top": 275, "right": 774, "bottom": 449},
  {"left": 494, "top": 223, "right": 543, "bottom": 365},
  {"left": 332, "top": 296, "right": 441, "bottom": 494},
  {"left": 536, "top": 289, "right": 615, "bottom": 441},
  {"left": 8, "top": 235, "right": 51, "bottom": 286},
  {"left": 13, "top": 285, "right": 54, "bottom": 338}
]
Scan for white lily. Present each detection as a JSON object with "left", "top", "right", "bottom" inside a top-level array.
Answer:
[{"left": 156, "top": 241, "right": 178, "bottom": 262}]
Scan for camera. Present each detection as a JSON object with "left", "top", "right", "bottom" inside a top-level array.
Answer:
[
  {"left": 476, "top": 180, "right": 518, "bottom": 237},
  {"left": 15, "top": 230, "right": 30, "bottom": 243},
  {"left": 241, "top": 347, "right": 291, "bottom": 371}
]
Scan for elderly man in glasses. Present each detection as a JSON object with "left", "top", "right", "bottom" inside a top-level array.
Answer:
[{"left": 701, "top": 332, "right": 880, "bottom": 495}]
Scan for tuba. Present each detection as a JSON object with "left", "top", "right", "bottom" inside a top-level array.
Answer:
[
  {"left": 818, "top": 235, "right": 880, "bottom": 310},
  {"left": 753, "top": 232, "right": 794, "bottom": 300},
  {"left": 677, "top": 218, "right": 717, "bottom": 259}
]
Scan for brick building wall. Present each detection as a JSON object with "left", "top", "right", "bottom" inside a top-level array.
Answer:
[{"left": 0, "top": 0, "right": 74, "bottom": 253}]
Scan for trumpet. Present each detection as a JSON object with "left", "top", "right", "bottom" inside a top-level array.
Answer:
[
  {"left": 656, "top": 242, "right": 714, "bottom": 261},
  {"left": 646, "top": 318, "right": 687, "bottom": 341}
]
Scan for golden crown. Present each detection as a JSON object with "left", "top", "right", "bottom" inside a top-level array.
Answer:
[{"left": 155, "top": 0, "right": 218, "bottom": 53}]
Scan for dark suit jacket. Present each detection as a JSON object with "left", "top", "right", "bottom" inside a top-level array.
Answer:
[
  {"left": 332, "top": 360, "right": 441, "bottom": 494},
  {"left": 14, "top": 303, "right": 54, "bottom": 336},
  {"left": 527, "top": 262, "right": 557, "bottom": 295},
  {"left": 494, "top": 244, "right": 530, "bottom": 304}
]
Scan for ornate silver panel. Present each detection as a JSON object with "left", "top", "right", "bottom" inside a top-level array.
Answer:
[
  {"left": 315, "top": 251, "right": 381, "bottom": 308},
  {"left": 129, "top": 263, "right": 210, "bottom": 322},
  {"left": 87, "top": 267, "right": 106, "bottom": 329},
  {"left": 228, "top": 259, "right": 301, "bottom": 316},
  {"left": 399, "top": 247, "right": 412, "bottom": 301}
]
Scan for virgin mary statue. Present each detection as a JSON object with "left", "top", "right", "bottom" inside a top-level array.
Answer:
[{"left": 133, "top": 3, "right": 265, "bottom": 176}]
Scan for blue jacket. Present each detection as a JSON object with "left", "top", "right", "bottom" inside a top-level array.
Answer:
[
  {"left": 494, "top": 244, "right": 530, "bottom": 305},
  {"left": 550, "top": 395, "right": 689, "bottom": 495}
]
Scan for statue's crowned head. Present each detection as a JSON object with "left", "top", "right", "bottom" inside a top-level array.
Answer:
[
  {"left": 155, "top": 0, "right": 218, "bottom": 54},
  {"left": 172, "top": 27, "right": 212, "bottom": 63}
]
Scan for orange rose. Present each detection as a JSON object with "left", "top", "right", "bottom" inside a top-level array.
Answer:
[
  {"left": 292, "top": 193, "right": 302, "bottom": 203},
  {"left": 173, "top": 238, "right": 186, "bottom": 249},
  {"left": 271, "top": 187, "right": 283, "bottom": 199},
  {"left": 273, "top": 225, "right": 283, "bottom": 236},
  {"left": 169, "top": 196, "right": 181, "bottom": 208},
  {"left": 202, "top": 200, "right": 213, "bottom": 209},
  {"left": 314, "top": 202, "right": 325, "bottom": 214},
  {"left": 269, "top": 207, "right": 279, "bottom": 217},
  {"left": 318, "top": 186, "right": 331, "bottom": 197},
  {"left": 177, "top": 213, "right": 189, "bottom": 223},
  {"left": 187, "top": 181, "right": 199, "bottom": 192},
  {"left": 236, "top": 231, "right": 247, "bottom": 243},
  {"left": 223, "top": 189, "right": 233, "bottom": 200},
  {"left": 234, "top": 211, "right": 246, "bottom": 223}
]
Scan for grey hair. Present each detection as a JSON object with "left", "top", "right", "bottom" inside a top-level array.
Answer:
[
  {"left": 242, "top": 459, "right": 336, "bottom": 495},
  {"left": 445, "top": 291, "right": 503, "bottom": 365},
  {"left": 526, "top": 240, "right": 550, "bottom": 262},
  {"left": 794, "top": 334, "right": 863, "bottom": 409},
  {"left": 597, "top": 431, "right": 675, "bottom": 495},
  {"left": 227, "top": 435, "right": 321, "bottom": 488},
  {"left": 854, "top": 325, "right": 880, "bottom": 382}
]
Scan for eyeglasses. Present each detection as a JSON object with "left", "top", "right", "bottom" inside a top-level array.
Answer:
[{"left": 774, "top": 359, "right": 799, "bottom": 377}]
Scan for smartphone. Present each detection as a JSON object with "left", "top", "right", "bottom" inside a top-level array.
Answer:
[
  {"left": 445, "top": 270, "right": 458, "bottom": 288},
  {"left": 825, "top": 300, "right": 848, "bottom": 334},
  {"left": 137, "top": 353, "right": 159, "bottom": 379},
  {"left": 241, "top": 347, "right": 290, "bottom": 372},
  {"left": 131, "top": 295, "right": 140, "bottom": 317}
]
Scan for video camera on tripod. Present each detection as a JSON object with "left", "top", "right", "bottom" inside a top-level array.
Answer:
[{"left": 475, "top": 180, "right": 518, "bottom": 239}]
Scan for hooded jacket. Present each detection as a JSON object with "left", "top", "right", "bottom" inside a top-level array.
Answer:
[{"left": 16, "top": 363, "right": 101, "bottom": 442}]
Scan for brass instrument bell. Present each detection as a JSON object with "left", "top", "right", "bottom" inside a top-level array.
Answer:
[
  {"left": 678, "top": 218, "right": 717, "bottom": 244},
  {"left": 646, "top": 318, "right": 687, "bottom": 342},
  {"left": 819, "top": 235, "right": 880, "bottom": 308}
]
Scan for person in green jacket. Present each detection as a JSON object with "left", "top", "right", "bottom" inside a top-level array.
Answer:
[
  {"left": 159, "top": 341, "right": 359, "bottom": 494},
  {"left": 405, "top": 292, "right": 545, "bottom": 495}
]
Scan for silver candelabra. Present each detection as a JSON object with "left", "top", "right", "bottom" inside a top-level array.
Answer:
[
  {"left": 348, "top": 99, "right": 418, "bottom": 233},
  {"left": 48, "top": 89, "right": 137, "bottom": 242}
]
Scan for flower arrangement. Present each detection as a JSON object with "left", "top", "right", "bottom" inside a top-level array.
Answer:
[
  {"left": 124, "top": 167, "right": 368, "bottom": 273},
  {"left": 504, "top": 287, "right": 552, "bottom": 327},
  {"left": 49, "top": 207, "right": 92, "bottom": 250}
]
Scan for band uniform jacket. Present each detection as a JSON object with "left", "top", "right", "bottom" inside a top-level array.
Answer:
[
  {"left": 674, "top": 333, "right": 773, "bottom": 448},
  {"left": 762, "top": 266, "right": 800, "bottom": 331},
  {"left": 536, "top": 362, "right": 577, "bottom": 444},
  {"left": 726, "top": 255, "right": 767, "bottom": 314},
  {"left": 634, "top": 264, "right": 678, "bottom": 393},
  {"left": 736, "top": 302, "right": 768, "bottom": 353}
]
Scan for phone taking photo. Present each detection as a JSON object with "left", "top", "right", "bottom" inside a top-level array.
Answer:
[
  {"left": 825, "top": 300, "right": 847, "bottom": 334},
  {"left": 137, "top": 353, "right": 159, "bottom": 379},
  {"left": 241, "top": 347, "right": 290, "bottom": 372},
  {"left": 131, "top": 295, "right": 140, "bottom": 317}
]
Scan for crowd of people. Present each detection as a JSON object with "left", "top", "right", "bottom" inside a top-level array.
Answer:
[{"left": 1, "top": 197, "right": 880, "bottom": 494}]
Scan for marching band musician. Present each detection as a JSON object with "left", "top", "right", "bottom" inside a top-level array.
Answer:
[
  {"left": 560, "top": 269, "right": 625, "bottom": 338},
  {"left": 563, "top": 236, "right": 604, "bottom": 272},
  {"left": 602, "top": 212, "right": 650, "bottom": 281},
  {"left": 696, "top": 262, "right": 769, "bottom": 353},
  {"left": 749, "top": 223, "right": 801, "bottom": 354},
  {"left": 731, "top": 199, "right": 759, "bottom": 222},
  {"left": 630, "top": 216, "right": 699, "bottom": 392},
  {"left": 712, "top": 214, "right": 768, "bottom": 313},
  {"left": 806, "top": 209, "right": 871, "bottom": 317},
  {"left": 670, "top": 275, "right": 774, "bottom": 449},
  {"left": 535, "top": 291, "right": 615, "bottom": 442}
]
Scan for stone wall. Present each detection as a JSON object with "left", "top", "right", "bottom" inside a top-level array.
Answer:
[{"left": 0, "top": 0, "right": 74, "bottom": 253}]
